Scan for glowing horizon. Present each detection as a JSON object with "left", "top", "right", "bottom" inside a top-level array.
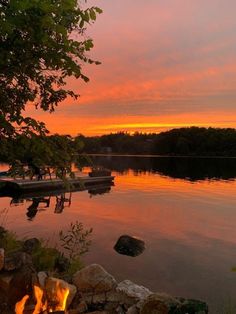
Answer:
[{"left": 27, "top": 0, "right": 236, "bottom": 136}]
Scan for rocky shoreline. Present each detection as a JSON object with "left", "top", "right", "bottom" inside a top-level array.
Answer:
[
  {"left": 70, "top": 263, "right": 208, "bottom": 314},
  {"left": 0, "top": 229, "right": 209, "bottom": 314},
  {"left": 0, "top": 246, "right": 208, "bottom": 313}
]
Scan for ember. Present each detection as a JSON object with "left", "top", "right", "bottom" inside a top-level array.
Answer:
[{"left": 15, "top": 284, "right": 69, "bottom": 314}]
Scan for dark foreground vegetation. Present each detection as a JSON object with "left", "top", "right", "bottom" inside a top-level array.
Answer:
[
  {"left": 78, "top": 127, "right": 236, "bottom": 156},
  {"left": 0, "top": 134, "right": 85, "bottom": 178}
]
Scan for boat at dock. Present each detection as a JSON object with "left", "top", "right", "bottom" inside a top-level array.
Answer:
[{"left": 0, "top": 175, "right": 115, "bottom": 196}]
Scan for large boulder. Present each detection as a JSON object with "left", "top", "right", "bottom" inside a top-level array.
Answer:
[
  {"left": 139, "top": 293, "right": 209, "bottom": 314},
  {"left": 8, "top": 264, "right": 37, "bottom": 307},
  {"left": 4, "top": 251, "right": 32, "bottom": 271},
  {"left": 114, "top": 235, "right": 145, "bottom": 257},
  {"left": 176, "top": 297, "right": 209, "bottom": 314},
  {"left": 117, "top": 280, "right": 152, "bottom": 301},
  {"left": 139, "top": 293, "right": 180, "bottom": 314},
  {"left": 73, "top": 264, "right": 117, "bottom": 294}
]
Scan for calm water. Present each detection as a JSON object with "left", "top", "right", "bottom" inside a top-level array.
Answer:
[{"left": 1, "top": 156, "right": 236, "bottom": 312}]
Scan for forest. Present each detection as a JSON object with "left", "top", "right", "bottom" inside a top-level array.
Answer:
[
  {"left": 1, "top": 127, "right": 236, "bottom": 167},
  {"left": 77, "top": 127, "right": 236, "bottom": 156}
]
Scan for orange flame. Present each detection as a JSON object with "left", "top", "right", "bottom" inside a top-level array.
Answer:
[
  {"left": 15, "top": 283, "right": 70, "bottom": 313},
  {"left": 15, "top": 294, "right": 29, "bottom": 314},
  {"left": 32, "top": 285, "right": 47, "bottom": 314},
  {"left": 49, "top": 282, "right": 70, "bottom": 312}
]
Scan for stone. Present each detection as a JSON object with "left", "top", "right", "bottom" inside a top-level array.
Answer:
[
  {"left": 106, "top": 280, "right": 152, "bottom": 308},
  {"left": 86, "top": 312, "right": 109, "bottom": 314},
  {"left": 73, "top": 264, "right": 117, "bottom": 293},
  {"left": 45, "top": 277, "right": 77, "bottom": 310},
  {"left": 69, "top": 310, "right": 81, "bottom": 314},
  {"left": 76, "top": 300, "right": 88, "bottom": 313},
  {"left": 67, "top": 309, "right": 80, "bottom": 314},
  {"left": 8, "top": 264, "right": 36, "bottom": 307},
  {"left": 114, "top": 235, "right": 145, "bottom": 257},
  {"left": 0, "top": 273, "right": 13, "bottom": 292},
  {"left": 92, "top": 292, "right": 107, "bottom": 304},
  {"left": 117, "top": 280, "right": 152, "bottom": 302},
  {"left": 4, "top": 251, "right": 32, "bottom": 271},
  {"left": 104, "top": 301, "right": 120, "bottom": 311},
  {"left": 37, "top": 271, "right": 48, "bottom": 288},
  {"left": 80, "top": 292, "right": 93, "bottom": 304},
  {"left": 115, "top": 305, "right": 126, "bottom": 314},
  {"left": 23, "top": 238, "right": 40, "bottom": 253},
  {"left": 140, "top": 293, "right": 181, "bottom": 314},
  {"left": 0, "top": 248, "right": 4, "bottom": 270},
  {"left": 126, "top": 304, "right": 139, "bottom": 314},
  {"left": 176, "top": 297, "right": 209, "bottom": 314}
]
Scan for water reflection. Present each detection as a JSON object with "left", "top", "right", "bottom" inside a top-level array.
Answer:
[
  {"left": 86, "top": 156, "right": 236, "bottom": 181},
  {"left": 55, "top": 193, "right": 71, "bottom": 214},
  {"left": 1, "top": 157, "right": 236, "bottom": 312},
  {"left": 26, "top": 197, "right": 50, "bottom": 220},
  {"left": 3, "top": 182, "right": 113, "bottom": 221}
]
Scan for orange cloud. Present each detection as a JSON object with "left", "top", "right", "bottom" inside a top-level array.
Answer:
[{"left": 25, "top": 0, "right": 236, "bottom": 135}]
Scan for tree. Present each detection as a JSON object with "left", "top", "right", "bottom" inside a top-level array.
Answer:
[{"left": 0, "top": 0, "right": 102, "bottom": 137}]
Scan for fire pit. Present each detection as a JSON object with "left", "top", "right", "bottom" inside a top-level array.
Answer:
[{"left": 15, "top": 282, "right": 70, "bottom": 314}]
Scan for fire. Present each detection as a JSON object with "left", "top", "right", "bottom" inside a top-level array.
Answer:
[
  {"left": 15, "top": 284, "right": 70, "bottom": 314},
  {"left": 55, "top": 285, "right": 70, "bottom": 311},
  {"left": 48, "top": 281, "right": 70, "bottom": 312},
  {"left": 32, "top": 285, "right": 46, "bottom": 314},
  {"left": 15, "top": 295, "right": 29, "bottom": 314}
]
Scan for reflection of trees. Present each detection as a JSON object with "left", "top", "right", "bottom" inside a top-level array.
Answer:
[{"left": 88, "top": 156, "right": 236, "bottom": 181}]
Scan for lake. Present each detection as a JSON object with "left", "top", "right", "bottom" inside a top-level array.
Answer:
[{"left": 1, "top": 156, "right": 236, "bottom": 313}]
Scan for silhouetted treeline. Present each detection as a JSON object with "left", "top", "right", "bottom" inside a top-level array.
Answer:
[
  {"left": 1, "top": 128, "right": 236, "bottom": 166},
  {"left": 76, "top": 127, "right": 236, "bottom": 156}
]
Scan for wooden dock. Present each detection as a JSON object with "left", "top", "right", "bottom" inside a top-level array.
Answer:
[{"left": 0, "top": 175, "right": 115, "bottom": 195}]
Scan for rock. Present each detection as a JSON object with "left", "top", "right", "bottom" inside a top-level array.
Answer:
[
  {"left": 0, "top": 273, "right": 13, "bottom": 292},
  {"left": 23, "top": 238, "right": 40, "bottom": 253},
  {"left": 45, "top": 277, "right": 77, "bottom": 310},
  {"left": 8, "top": 264, "right": 36, "bottom": 307},
  {"left": 114, "top": 235, "right": 145, "bottom": 257},
  {"left": 176, "top": 297, "right": 209, "bottom": 314},
  {"left": 104, "top": 301, "right": 120, "bottom": 311},
  {"left": 76, "top": 300, "right": 88, "bottom": 313},
  {"left": 116, "top": 305, "right": 126, "bottom": 314},
  {"left": 92, "top": 292, "right": 107, "bottom": 303},
  {"left": 86, "top": 312, "right": 109, "bottom": 314},
  {"left": 73, "top": 264, "right": 117, "bottom": 293},
  {"left": 4, "top": 251, "right": 32, "bottom": 271},
  {"left": 117, "top": 280, "right": 152, "bottom": 302},
  {"left": 69, "top": 310, "right": 81, "bottom": 314},
  {"left": 140, "top": 293, "right": 181, "bottom": 314},
  {"left": 37, "top": 271, "right": 48, "bottom": 288},
  {"left": 127, "top": 304, "right": 139, "bottom": 314},
  {"left": 106, "top": 280, "right": 152, "bottom": 308},
  {"left": 0, "top": 248, "right": 4, "bottom": 270}
]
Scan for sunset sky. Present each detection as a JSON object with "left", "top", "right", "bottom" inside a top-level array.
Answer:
[{"left": 31, "top": 0, "right": 236, "bottom": 135}]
